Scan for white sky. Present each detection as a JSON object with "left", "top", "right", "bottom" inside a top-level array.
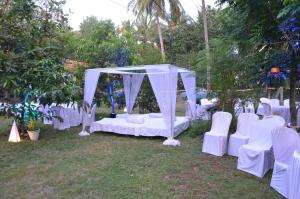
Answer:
[{"left": 64, "top": 0, "right": 217, "bottom": 30}]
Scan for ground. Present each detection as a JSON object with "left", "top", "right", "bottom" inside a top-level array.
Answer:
[{"left": 0, "top": 116, "right": 281, "bottom": 199}]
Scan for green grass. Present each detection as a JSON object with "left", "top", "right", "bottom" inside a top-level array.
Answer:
[{"left": 0, "top": 116, "right": 281, "bottom": 199}]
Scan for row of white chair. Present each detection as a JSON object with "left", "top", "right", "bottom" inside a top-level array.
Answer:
[
  {"left": 39, "top": 103, "right": 97, "bottom": 130},
  {"left": 201, "top": 112, "right": 300, "bottom": 198}
]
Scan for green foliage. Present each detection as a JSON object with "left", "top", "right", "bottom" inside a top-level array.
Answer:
[
  {"left": 27, "top": 119, "right": 40, "bottom": 131},
  {"left": 0, "top": 0, "right": 78, "bottom": 104}
]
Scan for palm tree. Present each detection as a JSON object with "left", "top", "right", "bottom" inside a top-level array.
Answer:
[{"left": 128, "top": 0, "right": 184, "bottom": 62}]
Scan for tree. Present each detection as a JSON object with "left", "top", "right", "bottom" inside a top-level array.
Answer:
[
  {"left": 128, "top": 0, "right": 184, "bottom": 61},
  {"left": 0, "top": 0, "right": 78, "bottom": 105},
  {"left": 218, "top": 0, "right": 300, "bottom": 125}
]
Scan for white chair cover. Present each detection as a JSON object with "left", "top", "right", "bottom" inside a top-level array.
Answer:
[
  {"left": 270, "top": 99, "right": 280, "bottom": 106},
  {"left": 52, "top": 106, "right": 70, "bottom": 130},
  {"left": 284, "top": 99, "right": 289, "bottom": 107},
  {"left": 244, "top": 101, "right": 255, "bottom": 113},
  {"left": 201, "top": 98, "right": 211, "bottom": 105},
  {"left": 237, "top": 116, "right": 285, "bottom": 177},
  {"left": 228, "top": 113, "right": 259, "bottom": 157},
  {"left": 42, "top": 104, "right": 53, "bottom": 124},
  {"left": 83, "top": 104, "right": 96, "bottom": 127},
  {"left": 288, "top": 150, "right": 300, "bottom": 199},
  {"left": 68, "top": 103, "right": 81, "bottom": 127},
  {"left": 123, "top": 74, "right": 144, "bottom": 113},
  {"left": 234, "top": 99, "right": 244, "bottom": 117},
  {"left": 270, "top": 127, "right": 300, "bottom": 197},
  {"left": 202, "top": 112, "right": 232, "bottom": 156},
  {"left": 260, "top": 98, "right": 272, "bottom": 116}
]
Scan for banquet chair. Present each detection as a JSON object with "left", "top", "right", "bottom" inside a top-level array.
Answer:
[
  {"left": 270, "top": 99, "right": 280, "bottom": 106},
  {"left": 260, "top": 97, "right": 273, "bottom": 117},
  {"left": 200, "top": 98, "right": 211, "bottom": 105},
  {"left": 202, "top": 112, "right": 232, "bottom": 156},
  {"left": 68, "top": 103, "right": 81, "bottom": 127},
  {"left": 237, "top": 116, "right": 285, "bottom": 178},
  {"left": 228, "top": 113, "right": 259, "bottom": 157},
  {"left": 270, "top": 127, "right": 300, "bottom": 197},
  {"left": 82, "top": 104, "right": 96, "bottom": 127},
  {"left": 234, "top": 99, "right": 244, "bottom": 117},
  {"left": 52, "top": 106, "right": 70, "bottom": 130},
  {"left": 288, "top": 150, "right": 300, "bottom": 199},
  {"left": 284, "top": 99, "right": 289, "bottom": 106},
  {"left": 244, "top": 101, "right": 255, "bottom": 113}
]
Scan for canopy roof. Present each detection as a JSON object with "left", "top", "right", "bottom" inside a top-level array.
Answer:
[{"left": 85, "top": 64, "right": 193, "bottom": 74}]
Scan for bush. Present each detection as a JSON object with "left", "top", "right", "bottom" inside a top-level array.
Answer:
[{"left": 187, "top": 120, "right": 212, "bottom": 138}]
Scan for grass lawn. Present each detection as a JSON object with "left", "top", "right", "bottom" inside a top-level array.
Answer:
[{"left": 0, "top": 116, "right": 281, "bottom": 199}]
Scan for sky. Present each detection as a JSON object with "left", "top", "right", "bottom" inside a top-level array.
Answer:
[{"left": 64, "top": 0, "right": 217, "bottom": 30}]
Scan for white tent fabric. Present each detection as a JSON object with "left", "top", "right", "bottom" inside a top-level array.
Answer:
[
  {"left": 147, "top": 66, "right": 178, "bottom": 139},
  {"left": 297, "top": 105, "right": 300, "bottom": 126},
  {"left": 271, "top": 99, "right": 280, "bottom": 106},
  {"left": 84, "top": 70, "right": 101, "bottom": 105},
  {"left": 83, "top": 65, "right": 195, "bottom": 143},
  {"left": 270, "top": 127, "right": 300, "bottom": 197},
  {"left": 288, "top": 150, "right": 300, "bottom": 199},
  {"left": 202, "top": 112, "right": 232, "bottom": 156},
  {"left": 82, "top": 104, "right": 96, "bottom": 127},
  {"left": 180, "top": 72, "right": 196, "bottom": 119},
  {"left": 228, "top": 113, "right": 259, "bottom": 157},
  {"left": 284, "top": 99, "right": 289, "bottom": 106},
  {"left": 123, "top": 74, "right": 144, "bottom": 113},
  {"left": 237, "top": 116, "right": 285, "bottom": 178}
]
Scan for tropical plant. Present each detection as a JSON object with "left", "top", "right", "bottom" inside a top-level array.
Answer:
[
  {"left": 27, "top": 119, "right": 40, "bottom": 131},
  {"left": 128, "top": 0, "right": 185, "bottom": 61}
]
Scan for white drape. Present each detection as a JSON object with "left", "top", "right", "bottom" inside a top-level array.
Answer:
[
  {"left": 180, "top": 72, "right": 196, "bottom": 119},
  {"left": 147, "top": 66, "right": 178, "bottom": 138},
  {"left": 84, "top": 70, "right": 101, "bottom": 105},
  {"left": 123, "top": 74, "right": 144, "bottom": 113}
]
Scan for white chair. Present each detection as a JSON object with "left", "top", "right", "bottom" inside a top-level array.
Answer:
[
  {"left": 284, "top": 99, "right": 289, "bottom": 106},
  {"left": 202, "top": 112, "right": 232, "bottom": 156},
  {"left": 260, "top": 100, "right": 272, "bottom": 117},
  {"left": 234, "top": 99, "right": 244, "bottom": 117},
  {"left": 270, "top": 127, "right": 300, "bottom": 197},
  {"left": 52, "top": 106, "right": 70, "bottom": 130},
  {"left": 270, "top": 99, "right": 280, "bottom": 106},
  {"left": 288, "top": 150, "right": 300, "bottom": 199},
  {"left": 68, "top": 103, "right": 81, "bottom": 127},
  {"left": 201, "top": 98, "right": 211, "bottom": 105},
  {"left": 228, "top": 113, "right": 259, "bottom": 157},
  {"left": 237, "top": 116, "right": 285, "bottom": 178},
  {"left": 244, "top": 101, "right": 255, "bottom": 113},
  {"left": 82, "top": 104, "right": 96, "bottom": 127}
]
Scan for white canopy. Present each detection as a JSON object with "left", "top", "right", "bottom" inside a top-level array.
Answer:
[{"left": 83, "top": 64, "right": 196, "bottom": 142}]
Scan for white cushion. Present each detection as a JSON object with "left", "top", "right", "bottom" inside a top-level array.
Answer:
[
  {"left": 126, "top": 115, "right": 145, "bottom": 124},
  {"left": 149, "top": 113, "right": 163, "bottom": 118}
]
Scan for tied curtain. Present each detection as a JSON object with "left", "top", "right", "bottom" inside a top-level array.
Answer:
[
  {"left": 180, "top": 72, "right": 196, "bottom": 119},
  {"left": 147, "top": 67, "right": 178, "bottom": 138},
  {"left": 123, "top": 74, "right": 145, "bottom": 113},
  {"left": 84, "top": 70, "right": 101, "bottom": 105}
]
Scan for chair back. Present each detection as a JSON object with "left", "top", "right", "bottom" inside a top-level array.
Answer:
[
  {"left": 244, "top": 101, "right": 255, "bottom": 113},
  {"left": 210, "top": 111, "right": 232, "bottom": 136},
  {"left": 272, "top": 127, "right": 300, "bottom": 165},
  {"left": 201, "top": 98, "right": 211, "bottom": 105},
  {"left": 284, "top": 99, "right": 290, "bottom": 107},
  {"left": 249, "top": 116, "right": 285, "bottom": 148},
  {"left": 270, "top": 99, "right": 280, "bottom": 106},
  {"left": 234, "top": 99, "right": 244, "bottom": 116},
  {"left": 236, "top": 113, "right": 259, "bottom": 136},
  {"left": 261, "top": 102, "right": 272, "bottom": 116}
]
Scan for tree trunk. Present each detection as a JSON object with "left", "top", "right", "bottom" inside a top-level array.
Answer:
[
  {"left": 201, "top": 0, "right": 211, "bottom": 90},
  {"left": 155, "top": 13, "right": 166, "bottom": 62},
  {"left": 290, "top": 50, "right": 299, "bottom": 126}
]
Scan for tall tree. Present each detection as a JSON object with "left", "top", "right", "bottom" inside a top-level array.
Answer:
[{"left": 128, "top": 0, "right": 184, "bottom": 61}]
